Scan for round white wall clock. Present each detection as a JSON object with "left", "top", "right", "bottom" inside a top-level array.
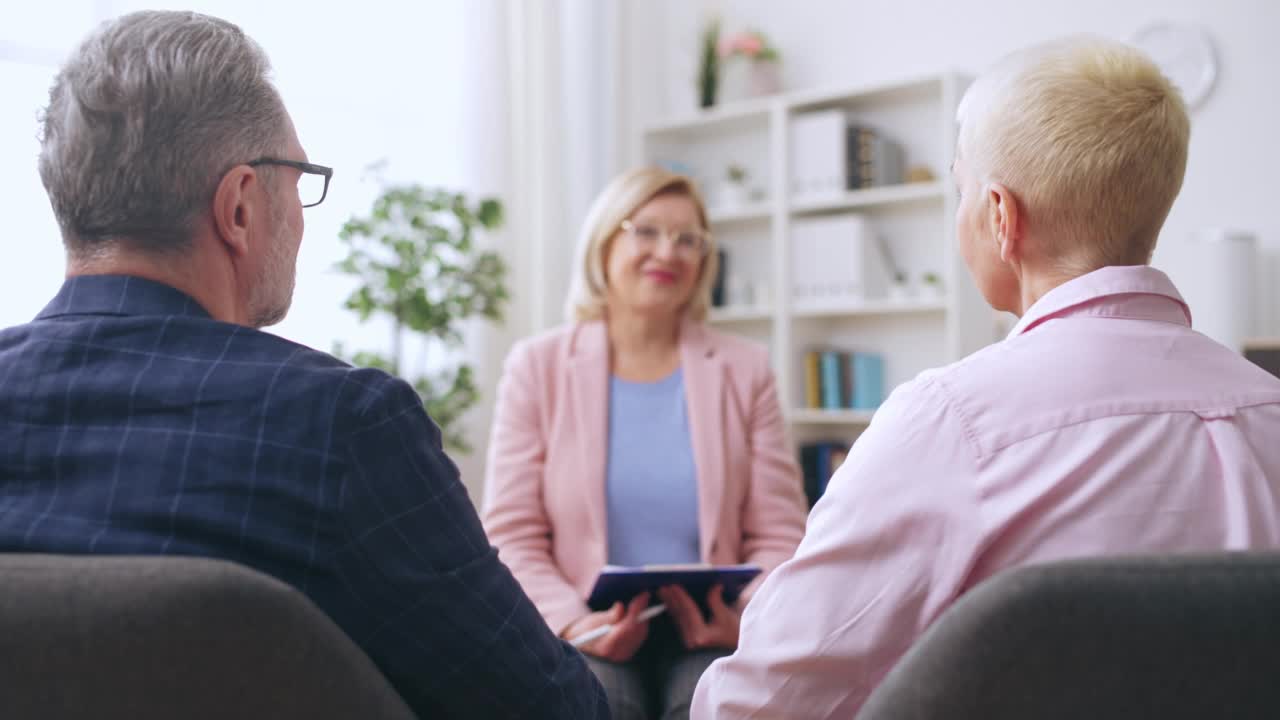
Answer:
[{"left": 1131, "top": 22, "right": 1218, "bottom": 110}]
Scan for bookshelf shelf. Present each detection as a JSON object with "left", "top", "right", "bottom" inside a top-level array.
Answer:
[
  {"left": 791, "top": 181, "right": 945, "bottom": 215},
  {"left": 785, "top": 74, "right": 944, "bottom": 114},
  {"left": 708, "top": 306, "right": 773, "bottom": 324},
  {"left": 793, "top": 298, "right": 947, "bottom": 319},
  {"left": 789, "top": 409, "right": 876, "bottom": 425},
  {"left": 709, "top": 203, "right": 772, "bottom": 225},
  {"left": 641, "top": 72, "right": 995, "bottom": 455},
  {"left": 644, "top": 97, "right": 773, "bottom": 137}
]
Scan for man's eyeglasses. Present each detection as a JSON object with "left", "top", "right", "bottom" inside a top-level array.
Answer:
[
  {"left": 619, "top": 219, "right": 712, "bottom": 259},
  {"left": 247, "top": 157, "right": 333, "bottom": 208}
]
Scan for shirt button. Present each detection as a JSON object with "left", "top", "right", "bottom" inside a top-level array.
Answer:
[{"left": 710, "top": 541, "right": 719, "bottom": 555}]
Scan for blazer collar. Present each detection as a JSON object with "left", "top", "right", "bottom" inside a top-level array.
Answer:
[
  {"left": 36, "top": 275, "right": 212, "bottom": 321},
  {"left": 678, "top": 321, "right": 725, "bottom": 560}
]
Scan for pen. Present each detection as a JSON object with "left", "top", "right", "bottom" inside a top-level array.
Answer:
[{"left": 569, "top": 603, "right": 667, "bottom": 648}]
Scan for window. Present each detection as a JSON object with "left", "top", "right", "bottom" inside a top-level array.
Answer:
[
  {"left": 1, "top": 1, "right": 482, "bottom": 360},
  {"left": 0, "top": 2, "right": 98, "bottom": 330}
]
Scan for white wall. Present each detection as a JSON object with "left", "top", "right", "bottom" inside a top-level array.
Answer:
[
  {"left": 0, "top": 1, "right": 508, "bottom": 499},
  {"left": 626, "top": 0, "right": 1280, "bottom": 338}
]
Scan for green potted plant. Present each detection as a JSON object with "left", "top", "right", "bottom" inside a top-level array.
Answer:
[
  {"left": 335, "top": 185, "right": 508, "bottom": 453},
  {"left": 887, "top": 270, "right": 913, "bottom": 301},
  {"left": 698, "top": 18, "right": 721, "bottom": 108},
  {"left": 920, "top": 271, "right": 945, "bottom": 299},
  {"left": 721, "top": 164, "right": 750, "bottom": 208}
]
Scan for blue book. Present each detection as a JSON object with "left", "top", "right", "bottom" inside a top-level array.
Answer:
[
  {"left": 820, "top": 351, "right": 843, "bottom": 410},
  {"left": 586, "top": 563, "right": 763, "bottom": 612},
  {"left": 815, "top": 444, "right": 832, "bottom": 491},
  {"left": 852, "top": 353, "right": 884, "bottom": 409}
]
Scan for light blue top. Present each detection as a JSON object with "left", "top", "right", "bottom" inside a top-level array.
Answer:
[{"left": 605, "top": 367, "right": 701, "bottom": 567}]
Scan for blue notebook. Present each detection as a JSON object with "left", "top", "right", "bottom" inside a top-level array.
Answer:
[{"left": 586, "top": 563, "right": 763, "bottom": 611}]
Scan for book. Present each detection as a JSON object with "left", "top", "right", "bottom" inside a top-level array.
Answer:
[
  {"left": 711, "top": 248, "right": 728, "bottom": 307},
  {"left": 824, "top": 445, "right": 849, "bottom": 496},
  {"left": 585, "top": 563, "right": 763, "bottom": 612},
  {"left": 852, "top": 353, "right": 885, "bottom": 409},
  {"left": 799, "top": 440, "right": 851, "bottom": 506},
  {"left": 819, "top": 350, "right": 844, "bottom": 410},
  {"left": 846, "top": 125, "right": 905, "bottom": 189},
  {"left": 804, "top": 351, "right": 822, "bottom": 409},
  {"left": 800, "top": 443, "right": 822, "bottom": 505}
]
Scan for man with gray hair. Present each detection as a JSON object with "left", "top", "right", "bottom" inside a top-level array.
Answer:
[
  {"left": 0, "top": 10, "right": 607, "bottom": 718},
  {"left": 692, "top": 36, "right": 1280, "bottom": 718}
]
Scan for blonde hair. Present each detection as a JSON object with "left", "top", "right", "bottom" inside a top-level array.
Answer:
[
  {"left": 565, "top": 167, "right": 718, "bottom": 323},
  {"left": 956, "top": 36, "right": 1190, "bottom": 271}
]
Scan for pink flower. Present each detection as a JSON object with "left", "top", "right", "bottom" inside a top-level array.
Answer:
[{"left": 735, "top": 34, "right": 763, "bottom": 56}]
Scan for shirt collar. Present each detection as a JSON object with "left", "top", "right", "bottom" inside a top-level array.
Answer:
[
  {"left": 1008, "top": 265, "right": 1192, "bottom": 339},
  {"left": 36, "top": 274, "right": 213, "bottom": 321}
]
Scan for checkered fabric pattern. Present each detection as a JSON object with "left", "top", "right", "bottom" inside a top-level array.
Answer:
[{"left": 0, "top": 274, "right": 606, "bottom": 719}]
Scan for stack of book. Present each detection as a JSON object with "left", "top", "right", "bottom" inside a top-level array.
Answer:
[
  {"left": 803, "top": 349, "right": 884, "bottom": 411},
  {"left": 846, "top": 124, "right": 905, "bottom": 190},
  {"left": 799, "top": 441, "right": 848, "bottom": 507},
  {"left": 789, "top": 109, "right": 906, "bottom": 200}
]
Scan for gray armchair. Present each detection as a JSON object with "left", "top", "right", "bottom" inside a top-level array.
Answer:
[
  {"left": 857, "top": 553, "right": 1280, "bottom": 720},
  {"left": 0, "top": 554, "right": 416, "bottom": 720}
]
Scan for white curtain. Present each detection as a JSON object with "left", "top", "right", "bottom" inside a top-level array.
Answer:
[
  {"left": 505, "top": 0, "right": 624, "bottom": 335},
  {"left": 448, "top": 0, "right": 624, "bottom": 500}
]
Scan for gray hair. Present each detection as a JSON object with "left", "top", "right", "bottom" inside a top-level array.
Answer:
[{"left": 39, "top": 10, "right": 289, "bottom": 255}]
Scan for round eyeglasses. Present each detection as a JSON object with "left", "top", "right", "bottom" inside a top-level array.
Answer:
[{"left": 619, "top": 219, "right": 712, "bottom": 258}]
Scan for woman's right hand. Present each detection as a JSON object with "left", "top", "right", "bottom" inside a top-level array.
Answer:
[{"left": 563, "top": 592, "right": 651, "bottom": 662}]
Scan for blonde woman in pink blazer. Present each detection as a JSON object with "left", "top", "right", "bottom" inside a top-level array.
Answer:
[{"left": 483, "top": 167, "right": 806, "bottom": 719}]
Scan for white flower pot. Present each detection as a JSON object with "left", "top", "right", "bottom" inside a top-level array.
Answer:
[
  {"left": 719, "top": 183, "right": 750, "bottom": 209},
  {"left": 750, "top": 61, "right": 781, "bottom": 96},
  {"left": 919, "top": 282, "right": 945, "bottom": 299}
]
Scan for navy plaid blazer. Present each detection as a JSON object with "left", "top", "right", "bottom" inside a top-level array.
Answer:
[{"left": 0, "top": 274, "right": 607, "bottom": 719}]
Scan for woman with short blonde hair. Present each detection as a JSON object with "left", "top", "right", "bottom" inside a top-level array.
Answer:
[
  {"left": 955, "top": 35, "right": 1190, "bottom": 272},
  {"left": 485, "top": 167, "right": 806, "bottom": 720}
]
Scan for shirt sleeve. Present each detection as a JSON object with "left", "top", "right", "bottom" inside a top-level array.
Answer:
[
  {"left": 331, "top": 371, "right": 607, "bottom": 719},
  {"left": 692, "top": 374, "right": 986, "bottom": 718}
]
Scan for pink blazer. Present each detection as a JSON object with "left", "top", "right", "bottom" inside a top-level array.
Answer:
[{"left": 482, "top": 320, "right": 807, "bottom": 634}]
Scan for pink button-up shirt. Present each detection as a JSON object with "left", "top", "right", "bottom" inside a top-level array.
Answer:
[{"left": 692, "top": 266, "right": 1280, "bottom": 718}]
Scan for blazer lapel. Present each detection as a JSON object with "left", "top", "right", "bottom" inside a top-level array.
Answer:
[
  {"left": 567, "top": 322, "right": 610, "bottom": 550},
  {"left": 680, "top": 321, "right": 725, "bottom": 561}
]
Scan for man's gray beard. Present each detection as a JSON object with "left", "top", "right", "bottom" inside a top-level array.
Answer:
[{"left": 247, "top": 199, "right": 297, "bottom": 329}]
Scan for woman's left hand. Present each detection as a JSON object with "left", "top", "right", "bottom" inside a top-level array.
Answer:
[{"left": 659, "top": 583, "right": 741, "bottom": 650}]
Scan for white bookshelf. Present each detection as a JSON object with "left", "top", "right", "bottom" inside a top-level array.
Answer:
[
  {"left": 708, "top": 305, "right": 773, "bottom": 324},
  {"left": 644, "top": 73, "right": 996, "bottom": 443},
  {"left": 708, "top": 203, "right": 772, "bottom": 225},
  {"left": 790, "top": 181, "right": 946, "bottom": 215}
]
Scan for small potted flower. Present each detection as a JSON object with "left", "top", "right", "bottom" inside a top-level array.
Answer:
[
  {"left": 887, "top": 271, "right": 913, "bottom": 301},
  {"left": 720, "top": 164, "right": 750, "bottom": 209},
  {"left": 718, "top": 29, "right": 781, "bottom": 100}
]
